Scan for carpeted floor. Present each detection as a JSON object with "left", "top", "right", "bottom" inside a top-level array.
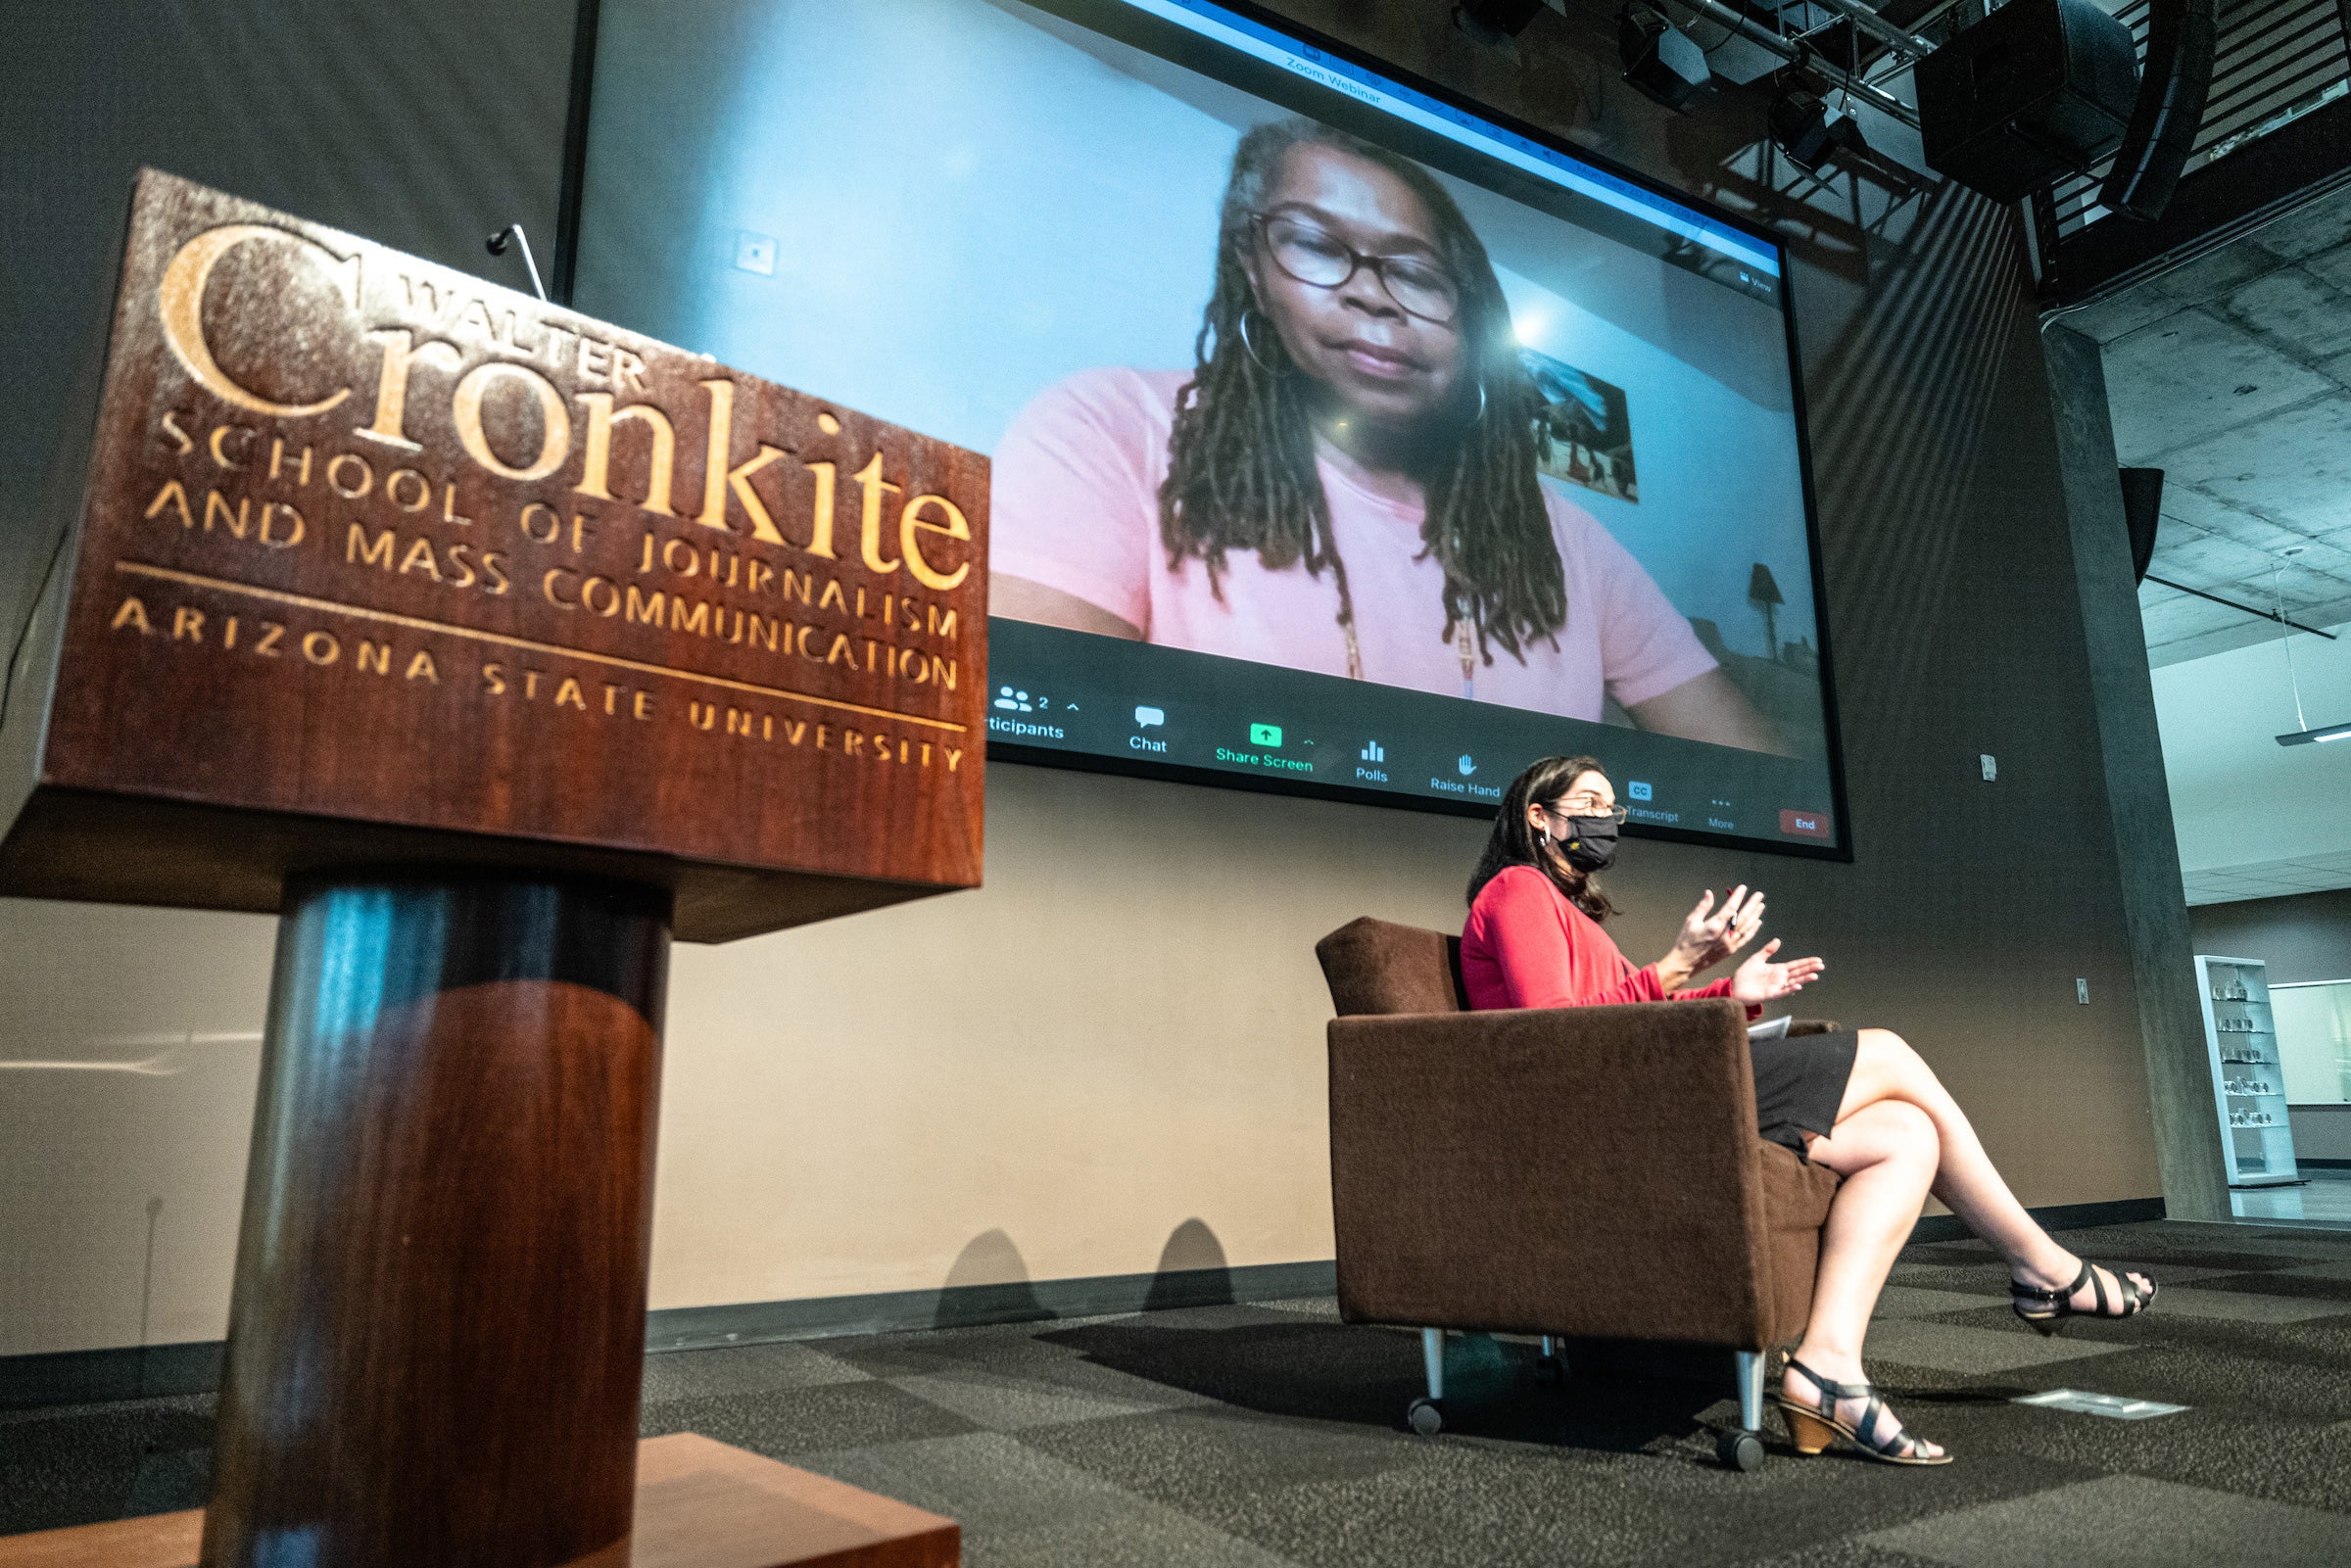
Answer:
[{"left": 6, "top": 1218, "right": 2351, "bottom": 1566}]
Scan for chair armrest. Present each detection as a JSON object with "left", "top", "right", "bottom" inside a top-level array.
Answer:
[{"left": 1326, "top": 998, "right": 1779, "bottom": 1346}]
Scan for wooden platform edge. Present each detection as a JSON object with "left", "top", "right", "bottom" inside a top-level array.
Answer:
[{"left": 0, "top": 1433, "right": 959, "bottom": 1568}]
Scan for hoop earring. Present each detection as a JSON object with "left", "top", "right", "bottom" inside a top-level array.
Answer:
[
  {"left": 1537, "top": 823, "right": 1550, "bottom": 846},
  {"left": 1469, "top": 379, "right": 1488, "bottom": 425},
  {"left": 1237, "top": 309, "right": 1281, "bottom": 371}
]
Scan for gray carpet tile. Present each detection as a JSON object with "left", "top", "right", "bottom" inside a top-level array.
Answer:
[
  {"left": 1864, "top": 1285, "right": 2009, "bottom": 1320},
  {"left": 636, "top": 1337, "right": 873, "bottom": 1402},
  {"left": 7, "top": 1220, "right": 2351, "bottom": 1564},
  {"left": 638, "top": 1377, "right": 980, "bottom": 1460},
  {"left": 1862, "top": 1473, "right": 2351, "bottom": 1568}
]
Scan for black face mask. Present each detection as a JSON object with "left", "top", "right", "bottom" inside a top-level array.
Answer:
[{"left": 1555, "top": 815, "right": 1619, "bottom": 872}]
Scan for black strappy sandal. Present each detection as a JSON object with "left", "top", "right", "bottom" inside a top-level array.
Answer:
[
  {"left": 2010, "top": 1260, "right": 2157, "bottom": 1338},
  {"left": 1775, "top": 1357, "right": 1951, "bottom": 1466}
]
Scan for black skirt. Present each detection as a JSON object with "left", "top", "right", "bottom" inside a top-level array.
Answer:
[{"left": 1751, "top": 1027, "right": 1860, "bottom": 1158}]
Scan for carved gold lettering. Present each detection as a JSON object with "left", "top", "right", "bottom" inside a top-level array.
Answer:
[
  {"left": 268, "top": 439, "right": 313, "bottom": 487},
  {"left": 444, "top": 484, "right": 472, "bottom": 527},
  {"left": 302, "top": 630, "right": 340, "bottom": 665},
  {"left": 803, "top": 459, "right": 839, "bottom": 560},
  {"left": 852, "top": 452, "right": 900, "bottom": 573},
  {"left": 398, "top": 538, "right": 443, "bottom": 580},
  {"left": 575, "top": 393, "right": 677, "bottom": 516},
  {"left": 447, "top": 544, "right": 480, "bottom": 590},
  {"left": 898, "top": 494, "right": 971, "bottom": 592},
  {"left": 406, "top": 650, "right": 439, "bottom": 683},
  {"left": 145, "top": 480, "right": 195, "bottom": 528},
  {"left": 357, "top": 641, "right": 392, "bottom": 675},
  {"left": 349, "top": 525, "right": 396, "bottom": 570},
  {"left": 670, "top": 597, "right": 709, "bottom": 637},
  {"left": 690, "top": 700, "right": 716, "bottom": 731},
  {"left": 158, "top": 224, "right": 357, "bottom": 417},
  {"left": 112, "top": 596, "right": 153, "bottom": 634},
  {"left": 162, "top": 410, "right": 195, "bottom": 455},
  {"left": 209, "top": 424, "right": 255, "bottom": 469},
  {"left": 544, "top": 567, "right": 578, "bottom": 608},
  {"left": 483, "top": 662, "right": 506, "bottom": 694},
  {"left": 825, "top": 633, "right": 855, "bottom": 667},
  {"left": 695, "top": 380, "right": 788, "bottom": 545},
  {"left": 385, "top": 469, "right": 432, "bottom": 511},
  {"left": 625, "top": 586, "right": 667, "bottom": 627},
  {"left": 634, "top": 691, "right": 653, "bottom": 720},
  {"left": 255, "top": 622, "right": 285, "bottom": 656},
  {"left": 519, "top": 502, "right": 561, "bottom": 544},
  {"left": 172, "top": 607, "right": 204, "bottom": 641},
  {"left": 580, "top": 576, "right": 620, "bottom": 616},
  {"left": 661, "top": 538, "right": 700, "bottom": 576},
  {"left": 356, "top": 329, "right": 461, "bottom": 451},
  {"left": 259, "top": 501, "right": 305, "bottom": 548},
  {"left": 223, "top": 616, "right": 238, "bottom": 649},
  {"left": 205, "top": 490, "right": 250, "bottom": 539},
  {"left": 326, "top": 452, "right": 373, "bottom": 499},
  {"left": 452, "top": 361, "right": 571, "bottom": 482},
  {"left": 554, "top": 678, "right": 588, "bottom": 710}
]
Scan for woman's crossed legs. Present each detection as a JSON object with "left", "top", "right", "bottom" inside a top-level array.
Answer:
[{"left": 1786, "top": 1028, "right": 2154, "bottom": 1459}]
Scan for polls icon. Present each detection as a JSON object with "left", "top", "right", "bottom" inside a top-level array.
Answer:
[{"left": 1134, "top": 706, "right": 1165, "bottom": 729}]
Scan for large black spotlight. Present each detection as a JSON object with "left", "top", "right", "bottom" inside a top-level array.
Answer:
[
  {"left": 1456, "top": 0, "right": 1548, "bottom": 39},
  {"left": 1619, "top": 5, "right": 1710, "bottom": 113},
  {"left": 1769, "top": 86, "right": 1867, "bottom": 174}
]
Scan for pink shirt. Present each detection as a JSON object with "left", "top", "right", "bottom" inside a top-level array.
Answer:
[{"left": 990, "top": 368, "right": 1715, "bottom": 719}]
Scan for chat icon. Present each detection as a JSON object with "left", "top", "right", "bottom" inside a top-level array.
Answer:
[{"left": 1134, "top": 705, "right": 1166, "bottom": 729}]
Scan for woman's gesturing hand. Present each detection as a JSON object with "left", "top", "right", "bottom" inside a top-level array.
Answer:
[
  {"left": 1730, "top": 939, "right": 1825, "bottom": 1003},
  {"left": 1655, "top": 885, "right": 1761, "bottom": 991}
]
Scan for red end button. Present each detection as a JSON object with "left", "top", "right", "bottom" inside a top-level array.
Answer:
[{"left": 1779, "top": 809, "right": 1833, "bottom": 840}]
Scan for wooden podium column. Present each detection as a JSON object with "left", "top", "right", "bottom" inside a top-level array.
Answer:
[
  {"left": 0, "top": 171, "right": 986, "bottom": 1567},
  {"left": 199, "top": 871, "right": 671, "bottom": 1568}
]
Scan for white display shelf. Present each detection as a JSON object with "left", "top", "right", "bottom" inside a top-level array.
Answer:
[{"left": 2196, "top": 955, "right": 2302, "bottom": 1188}]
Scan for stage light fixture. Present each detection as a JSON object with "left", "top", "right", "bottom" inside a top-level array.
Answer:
[
  {"left": 1619, "top": 5, "right": 1710, "bottom": 113},
  {"left": 2277, "top": 722, "right": 2351, "bottom": 746},
  {"left": 1768, "top": 86, "right": 1867, "bottom": 173}
]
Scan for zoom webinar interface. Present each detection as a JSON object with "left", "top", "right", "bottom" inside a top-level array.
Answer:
[{"left": 575, "top": 0, "right": 1845, "bottom": 851}]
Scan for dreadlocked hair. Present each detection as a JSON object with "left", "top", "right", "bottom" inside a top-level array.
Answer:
[
  {"left": 1157, "top": 119, "right": 1567, "bottom": 666},
  {"left": 1467, "top": 754, "right": 1618, "bottom": 923}
]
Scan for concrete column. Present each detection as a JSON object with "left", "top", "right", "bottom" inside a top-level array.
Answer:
[{"left": 2042, "top": 321, "right": 2230, "bottom": 1220}]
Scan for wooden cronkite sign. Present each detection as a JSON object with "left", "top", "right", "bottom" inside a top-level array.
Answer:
[{"left": 0, "top": 169, "right": 986, "bottom": 939}]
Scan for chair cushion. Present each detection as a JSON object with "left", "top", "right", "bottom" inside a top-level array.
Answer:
[
  {"left": 1756, "top": 1138, "right": 1844, "bottom": 1344},
  {"left": 1316, "top": 917, "right": 1466, "bottom": 1017}
]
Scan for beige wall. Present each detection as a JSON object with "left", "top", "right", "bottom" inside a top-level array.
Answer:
[
  {"left": 1, "top": 0, "right": 2172, "bottom": 1361},
  {"left": 2, "top": 743, "right": 2161, "bottom": 1358}
]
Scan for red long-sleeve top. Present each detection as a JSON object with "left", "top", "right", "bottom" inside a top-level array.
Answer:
[{"left": 1461, "top": 864, "right": 1746, "bottom": 1012}]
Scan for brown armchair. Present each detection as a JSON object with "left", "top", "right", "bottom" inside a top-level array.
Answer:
[{"left": 1316, "top": 916, "right": 1844, "bottom": 1470}]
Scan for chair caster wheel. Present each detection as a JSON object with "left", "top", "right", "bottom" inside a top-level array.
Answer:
[
  {"left": 1532, "top": 1354, "right": 1564, "bottom": 1386},
  {"left": 1717, "top": 1428, "right": 1764, "bottom": 1472},
  {"left": 1407, "top": 1398, "right": 1444, "bottom": 1436}
]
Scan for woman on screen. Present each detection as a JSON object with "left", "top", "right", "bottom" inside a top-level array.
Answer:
[
  {"left": 990, "top": 117, "right": 1780, "bottom": 752},
  {"left": 1463, "top": 755, "right": 2159, "bottom": 1464}
]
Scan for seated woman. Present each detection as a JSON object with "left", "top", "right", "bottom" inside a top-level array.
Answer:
[{"left": 1462, "top": 754, "right": 2157, "bottom": 1466}]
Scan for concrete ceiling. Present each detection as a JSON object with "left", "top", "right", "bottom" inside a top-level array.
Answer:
[{"left": 2064, "top": 182, "right": 2351, "bottom": 668}]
